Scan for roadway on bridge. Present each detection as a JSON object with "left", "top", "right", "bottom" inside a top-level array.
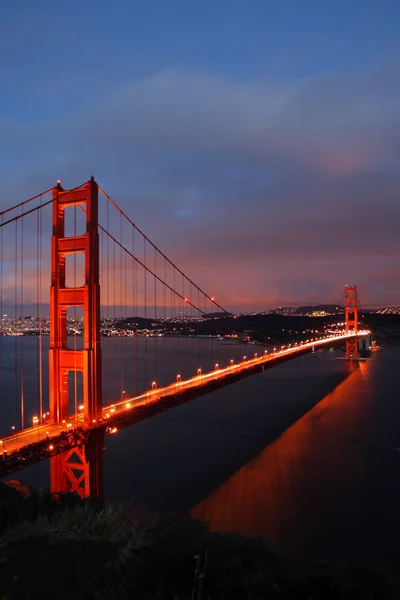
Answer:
[{"left": 0, "top": 332, "right": 368, "bottom": 457}]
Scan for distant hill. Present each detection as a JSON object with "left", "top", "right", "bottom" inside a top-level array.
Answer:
[{"left": 267, "top": 304, "right": 343, "bottom": 316}]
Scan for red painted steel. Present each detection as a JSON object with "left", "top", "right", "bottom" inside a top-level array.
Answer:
[
  {"left": 49, "top": 177, "right": 103, "bottom": 497},
  {"left": 345, "top": 285, "right": 359, "bottom": 358}
]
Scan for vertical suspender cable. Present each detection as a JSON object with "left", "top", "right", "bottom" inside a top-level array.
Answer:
[
  {"left": 163, "top": 257, "right": 167, "bottom": 387},
  {"left": 14, "top": 219, "right": 18, "bottom": 430},
  {"left": 197, "top": 287, "right": 200, "bottom": 374},
  {"left": 38, "top": 197, "right": 43, "bottom": 423},
  {"left": 119, "top": 212, "right": 124, "bottom": 397},
  {"left": 20, "top": 206, "right": 24, "bottom": 430},
  {"left": 113, "top": 237, "right": 116, "bottom": 398},
  {"left": 154, "top": 245, "right": 157, "bottom": 386},
  {"left": 182, "top": 272, "right": 185, "bottom": 378},
  {"left": 144, "top": 237, "right": 147, "bottom": 391},
  {"left": 172, "top": 267, "right": 176, "bottom": 381},
  {"left": 106, "top": 200, "right": 110, "bottom": 404},
  {"left": 132, "top": 223, "right": 137, "bottom": 396},
  {"left": 0, "top": 214, "right": 3, "bottom": 432},
  {"left": 124, "top": 221, "right": 128, "bottom": 398}
]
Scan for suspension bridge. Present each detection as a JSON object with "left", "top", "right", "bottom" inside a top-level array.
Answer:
[{"left": 0, "top": 178, "right": 370, "bottom": 496}]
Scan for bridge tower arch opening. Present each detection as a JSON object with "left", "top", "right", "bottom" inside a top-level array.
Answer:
[
  {"left": 49, "top": 177, "right": 103, "bottom": 497},
  {"left": 344, "top": 285, "right": 359, "bottom": 359}
]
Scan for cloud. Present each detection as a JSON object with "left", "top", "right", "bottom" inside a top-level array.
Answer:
[{"left": 1, "top": 60, "right": 400, "bottom": 309}]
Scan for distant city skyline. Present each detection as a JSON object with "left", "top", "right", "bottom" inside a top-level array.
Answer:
[
  {"left": 2, "top": 1, "right": 400, "bottom": 309},
  {"left": 0, "top": 300, "right": 398, "bottom": 321}
]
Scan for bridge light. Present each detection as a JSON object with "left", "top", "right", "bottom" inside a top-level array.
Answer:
[
  {"left": 177, "top": 374, "right": 181, "bottom": 382},
  {"left": 254, "top": 353, "right": 258, "bottom": 357},
  {"left": 215, "top": 363, "right": 219, "bottom": 370},
  {"left": 243, "top": 356, "right": 246, "bottom": 361},
  {"left": 79, "top": 405, "right": 84, "bottom": 411},
  {"left": 125, "top": 402, "right": 131, "bottom": 409},
  {"left": 184, "top": 298, "right": 188, "bottom": 302},
  {"left": 49, "top": 445, "right": 54, "bottom": 450},
  {"left": 152, "top": 381, "right": 157, "bottom": 389},
  {"left": 211, "top": 297, "right": 215, "bottom": 301},
  {"left": 197, "top": 368, "right": 202, "bottom": 375},
  {"left": 230, "top": 359, "right": 234, "bottom": 364},
  {"left": 32, "top": 416, "right": 39, "bottom": 427}
]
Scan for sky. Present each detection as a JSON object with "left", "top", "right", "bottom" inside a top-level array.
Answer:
[{"left": 1, "top": 0, "right": 400, "bottom": 311}]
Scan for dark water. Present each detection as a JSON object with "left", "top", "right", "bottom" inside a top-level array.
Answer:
[
  {"left": 0, "top": 336, "right": 255, "bottom": 436},
  {"left": 190, "top": 347, "right": 400, "bottom": 568},
  {"left": 2, "top": 338, "right": 399, "bottom": 568}
]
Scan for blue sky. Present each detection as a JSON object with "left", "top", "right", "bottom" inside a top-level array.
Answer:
[{"left": 1, "top": 0, "right": 400, "bottom": 309}]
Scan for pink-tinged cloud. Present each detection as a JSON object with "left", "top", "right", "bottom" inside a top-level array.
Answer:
[{"left": 1, "top": 60, "right": 400, "bottom": 310}]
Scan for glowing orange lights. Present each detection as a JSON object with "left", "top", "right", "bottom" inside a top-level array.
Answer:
[{"left": 0, "top": 329, "right": 371, "bottom": 481}]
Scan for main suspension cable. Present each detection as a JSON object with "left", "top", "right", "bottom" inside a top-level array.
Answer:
[{"left": 98, "top": 186, "right": 229, "bottom": 315}]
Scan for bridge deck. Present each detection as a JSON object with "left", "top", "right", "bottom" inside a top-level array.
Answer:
[{"left": 0, "top": 332, "right": 368, "bottom": 477}]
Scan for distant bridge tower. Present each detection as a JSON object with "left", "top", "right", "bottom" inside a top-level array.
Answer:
[
  {"left": 344, "top": 285, "right": 359, "bottom": 359},
  {"left": 49, "top": 177, "right": 103, "bottom": 497}
]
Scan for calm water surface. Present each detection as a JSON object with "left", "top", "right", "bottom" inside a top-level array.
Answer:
[{"left": 2, "top": 338, "right": 399, "bottom": 568}]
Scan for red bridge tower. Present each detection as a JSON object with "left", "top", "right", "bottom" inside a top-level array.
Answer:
[
  {"left": 344, "top": 285, "right": 359, "bottom": 359},
  {"left": 49, "top": 177, "right": 103, "bottom": 497}
]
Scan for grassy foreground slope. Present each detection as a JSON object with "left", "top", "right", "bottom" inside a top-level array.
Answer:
[{"left": 1, "top": 482, "right": 400, "bottom": 599}]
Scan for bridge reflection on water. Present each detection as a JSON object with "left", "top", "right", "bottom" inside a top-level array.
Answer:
[
  {"left": 4, "top": 346, "right": 398, "bottom": 569},
  {"left": 191, "top": 348, "right": 400, "bottom": 568}
]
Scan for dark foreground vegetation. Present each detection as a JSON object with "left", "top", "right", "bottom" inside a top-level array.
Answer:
[{"left": 1, "top": 482, "right": 400, "bottom": 599}]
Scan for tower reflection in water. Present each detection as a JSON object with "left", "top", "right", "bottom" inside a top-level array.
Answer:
[{"left": 191, "top": 359, "right": 372, "bottom": 560}]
